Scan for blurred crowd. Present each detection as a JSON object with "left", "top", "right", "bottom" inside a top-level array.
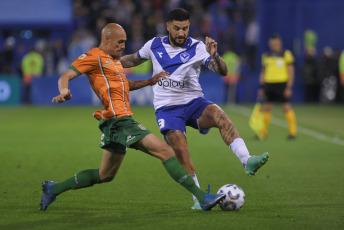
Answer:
[
  {"left": 302, "top": 30, "right": 344, "bottom": 103},
  {"left": 0, "top": 0, "right": 343, "bottom": 103},
  {"left": 0, "top": 0, "right": 258, "bottom": 76}
]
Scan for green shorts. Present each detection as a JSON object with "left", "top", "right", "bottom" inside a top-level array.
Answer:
[{"left": 98, "top": 116, "right": 151, "bottom": 154}]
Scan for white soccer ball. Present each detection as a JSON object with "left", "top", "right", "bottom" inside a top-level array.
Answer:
[{"left": 217, "top": 184, "right": 245, "bottom": 211}]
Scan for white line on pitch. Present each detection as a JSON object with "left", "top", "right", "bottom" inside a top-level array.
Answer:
[{"left": 228, "top": 105, "right": 344, "bottom": 147}]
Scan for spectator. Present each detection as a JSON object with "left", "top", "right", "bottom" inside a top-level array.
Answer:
[
  {"left": 302, "top": 47, "right": 319, "bottom": 103},
  {"left": 126, "top": 30, "right": 152, "bottom": 75},
  {"left": 68, "top": 32, "right": 84, "bottom": 62},
  {"left": 222, "top": 48, "right": 241, "bottom": 104},
  {"left": 14, "top": 43, "right": 26, "bottom": 77},
  {"left": 3, "top": 37, "right": 16, "bottom": 74},
  {"left": 318, "top": 46, "right": 338, "bottom": 103},
  {"left": 339, "top": 50, "right": 344, "bottom": 103},
  {"left": 81, "top": 30, "right": 97, "bottom": 52},
  {"left": 21, "top": 45, "right": 44, "bottom": 104},
  {"left": 52, "top": 39, "right": 67, "bottom": 73},
  {"left": 304, "top": 29, "right": 318, "bottom": 50},
  {"left": 245, "top": 20, "right": 259, "bottom": 70},
  {"left": 72, "top": 0, "right": 89, "bottom": 30},
  {"left": 95, "top": 17, "right": 108, "bottom": 44}
]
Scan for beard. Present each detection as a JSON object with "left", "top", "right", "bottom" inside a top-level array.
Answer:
[{"left": 170, "top": 34, "right": 187, "bottom": 47}]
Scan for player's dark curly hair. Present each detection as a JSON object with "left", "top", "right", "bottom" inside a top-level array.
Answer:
[{"left": 167, "top": 8, "right": 190, "bottom": 22}]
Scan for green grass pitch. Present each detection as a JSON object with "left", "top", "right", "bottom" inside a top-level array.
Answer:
[{"left": 0, "top": 104, "right": 343, "bottom": 230}]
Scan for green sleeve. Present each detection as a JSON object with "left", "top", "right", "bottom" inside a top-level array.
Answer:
[{"left": 69, "top": 65, "right": 82, "bottom": 76}]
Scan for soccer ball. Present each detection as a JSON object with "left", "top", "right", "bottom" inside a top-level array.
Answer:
[{"left": 217, "top": 184, "right": 245, "bottom": 211}]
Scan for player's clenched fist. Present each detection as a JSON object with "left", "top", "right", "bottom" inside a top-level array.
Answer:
[
  {"left": 205, "top": 36, "right": 218, "bottom": 58},
  {"left": 52, "top": 90, "right": 72, "bottom": 103}
]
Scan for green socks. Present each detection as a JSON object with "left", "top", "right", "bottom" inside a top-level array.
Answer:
[
  {"left": 163, "top": 156, "right": 205, "bottom": 203},
  {"left": 51, "top": 158, "right": 205, "bottom": 204},
  {"left": 52, "top": 169, "right": 101, "bottom": 196}
]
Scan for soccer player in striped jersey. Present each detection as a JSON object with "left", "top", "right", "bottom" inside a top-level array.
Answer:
[
  {"left": 120, "top": 8, "right": 269, "bottom": 209},
  {"left": 40, "top": 23, "right": 226, "bottom": 211}
]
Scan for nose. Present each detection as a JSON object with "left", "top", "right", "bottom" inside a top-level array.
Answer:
[{"left": 176, "top": 30, "right": 184, "bottom": 36}]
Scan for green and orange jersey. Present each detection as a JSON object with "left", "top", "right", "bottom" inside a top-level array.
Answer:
[{"left": 70, "top": 48, "right": 133, "bottom": 120}]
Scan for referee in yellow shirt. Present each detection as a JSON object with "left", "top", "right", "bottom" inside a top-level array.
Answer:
[{"left": 258, "top": 34, "right": 297, "bottom": 140}]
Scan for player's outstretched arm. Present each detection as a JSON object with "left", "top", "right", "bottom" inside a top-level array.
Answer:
[
  {"left": 120, "top": 53, "right": 147, "bottom": 68},
  {"left": 128, "top": 71, "right": 169, "bottom": 91},
  {"left": 52, "top": 69, "right": 79, "bottom": 103},
  {"left": 205, "top": 36, "right": 228, "bottom": 76}
]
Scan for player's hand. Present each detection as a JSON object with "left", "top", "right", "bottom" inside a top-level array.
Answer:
[
  {"left": 52, "top": 90, "right": 72, "bottom": 103},
  {"left": 258, "top": 88, "right": 265, "bottom": 99},
  {"left": 205, "top": 36, "right": 218, "bottom": 58},
  {"left": 148, "top": 71, "right": 169, "bottom": 85},
  {"left": 284, "top": 88, "right": 292, "bottom": 98}
]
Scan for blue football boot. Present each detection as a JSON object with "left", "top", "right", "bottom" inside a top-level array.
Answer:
[
  {"left": 199, "top": 185, "right": 226, "bottom": 211},
  {"left": 40, "top": 181, "right": 56, "bottom": 211}
]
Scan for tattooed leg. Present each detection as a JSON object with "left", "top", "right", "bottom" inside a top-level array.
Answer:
[
  {"left": 198, "top": 104, "right": 240, "bottom": 145},
  {"left": 198, "top": 104, "right": 265, "bottom": 172}
]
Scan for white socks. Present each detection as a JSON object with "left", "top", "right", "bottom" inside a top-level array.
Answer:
[
  {"left": 191, "top": 138, "right": 250, "bottom": 203},
  {"left": 229, "top": 138, "right": 251, "bottom": 167},
  {"left": 192, "top": 174, "right": 200, "bottom": 203}
]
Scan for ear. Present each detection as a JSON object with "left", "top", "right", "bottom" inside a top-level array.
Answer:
[
  {"left": 166, "top": 22, "right": 170, "bottom": 33},
  {"left": 104, "top": 35, "right": 109, "bottom": 44}
]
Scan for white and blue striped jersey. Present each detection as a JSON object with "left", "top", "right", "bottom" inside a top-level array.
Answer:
[{"left": 137, "top": 36, "right": 212, "bottom": 110}]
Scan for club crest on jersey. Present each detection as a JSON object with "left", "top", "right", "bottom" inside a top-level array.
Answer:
[
  {"left": 78, "top": 54, "right": 87, "bottom": 59},
  {"left": 180, "top": 52, "right": 190, "bottom": 63},
  {"left": 104, "top": 61, "right": 112, "bottom": 66}
]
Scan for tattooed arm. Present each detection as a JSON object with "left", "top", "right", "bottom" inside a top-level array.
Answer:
[
  {"left": 208, "top": 55, "right": 228, "bottom": 76},
  {"left": 205, "top": 36, "right": 228, "bottom": 76},
  {"left": 120, "top": 53, "right": 147, "bottom": 68}
]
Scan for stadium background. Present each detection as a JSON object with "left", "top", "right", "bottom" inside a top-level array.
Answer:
[{"left": 1, "top": 0, "right": 344, "bottom": 106}]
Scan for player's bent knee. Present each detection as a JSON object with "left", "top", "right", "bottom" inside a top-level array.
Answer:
[
  {"left": 159, "top": 147, "right": 175, "bottom": 161},
  {"left": 99, "top": 173, "right": 115, "bottom": 183}
]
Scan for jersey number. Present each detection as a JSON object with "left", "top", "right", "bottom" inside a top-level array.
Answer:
[{"left": 158, "top": 119, "right": 165, "bottom": 129}]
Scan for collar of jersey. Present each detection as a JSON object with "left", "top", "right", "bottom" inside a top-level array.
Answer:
[
  {"left": 163, "top": 36, "right": 192, "bottom": 49},
  {"left": 268, "top": 50, "right": 284, "bottom": 57},
  {"left": 97, "top": 47, "right": 117, "bottom": 60}
]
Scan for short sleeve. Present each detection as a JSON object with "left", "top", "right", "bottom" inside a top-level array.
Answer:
[
  {"left": 197, "top": 41, "right": 212, "bottom": 67},
  {"left": 284, "top": 50, "right": 294, "bottom": 64},
  {"left": 137, "top": 39, "right": 154, "bottom": 60},
  {"left": 261, "top": 53, "right": 267, "bottom": 67},
  {"left": 70, "top": 52, "right": 97, "bottom": 75}
]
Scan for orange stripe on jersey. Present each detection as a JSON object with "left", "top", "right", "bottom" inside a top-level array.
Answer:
[{"left": 70, "top": 48, "right": 133, "bottom": 120}]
